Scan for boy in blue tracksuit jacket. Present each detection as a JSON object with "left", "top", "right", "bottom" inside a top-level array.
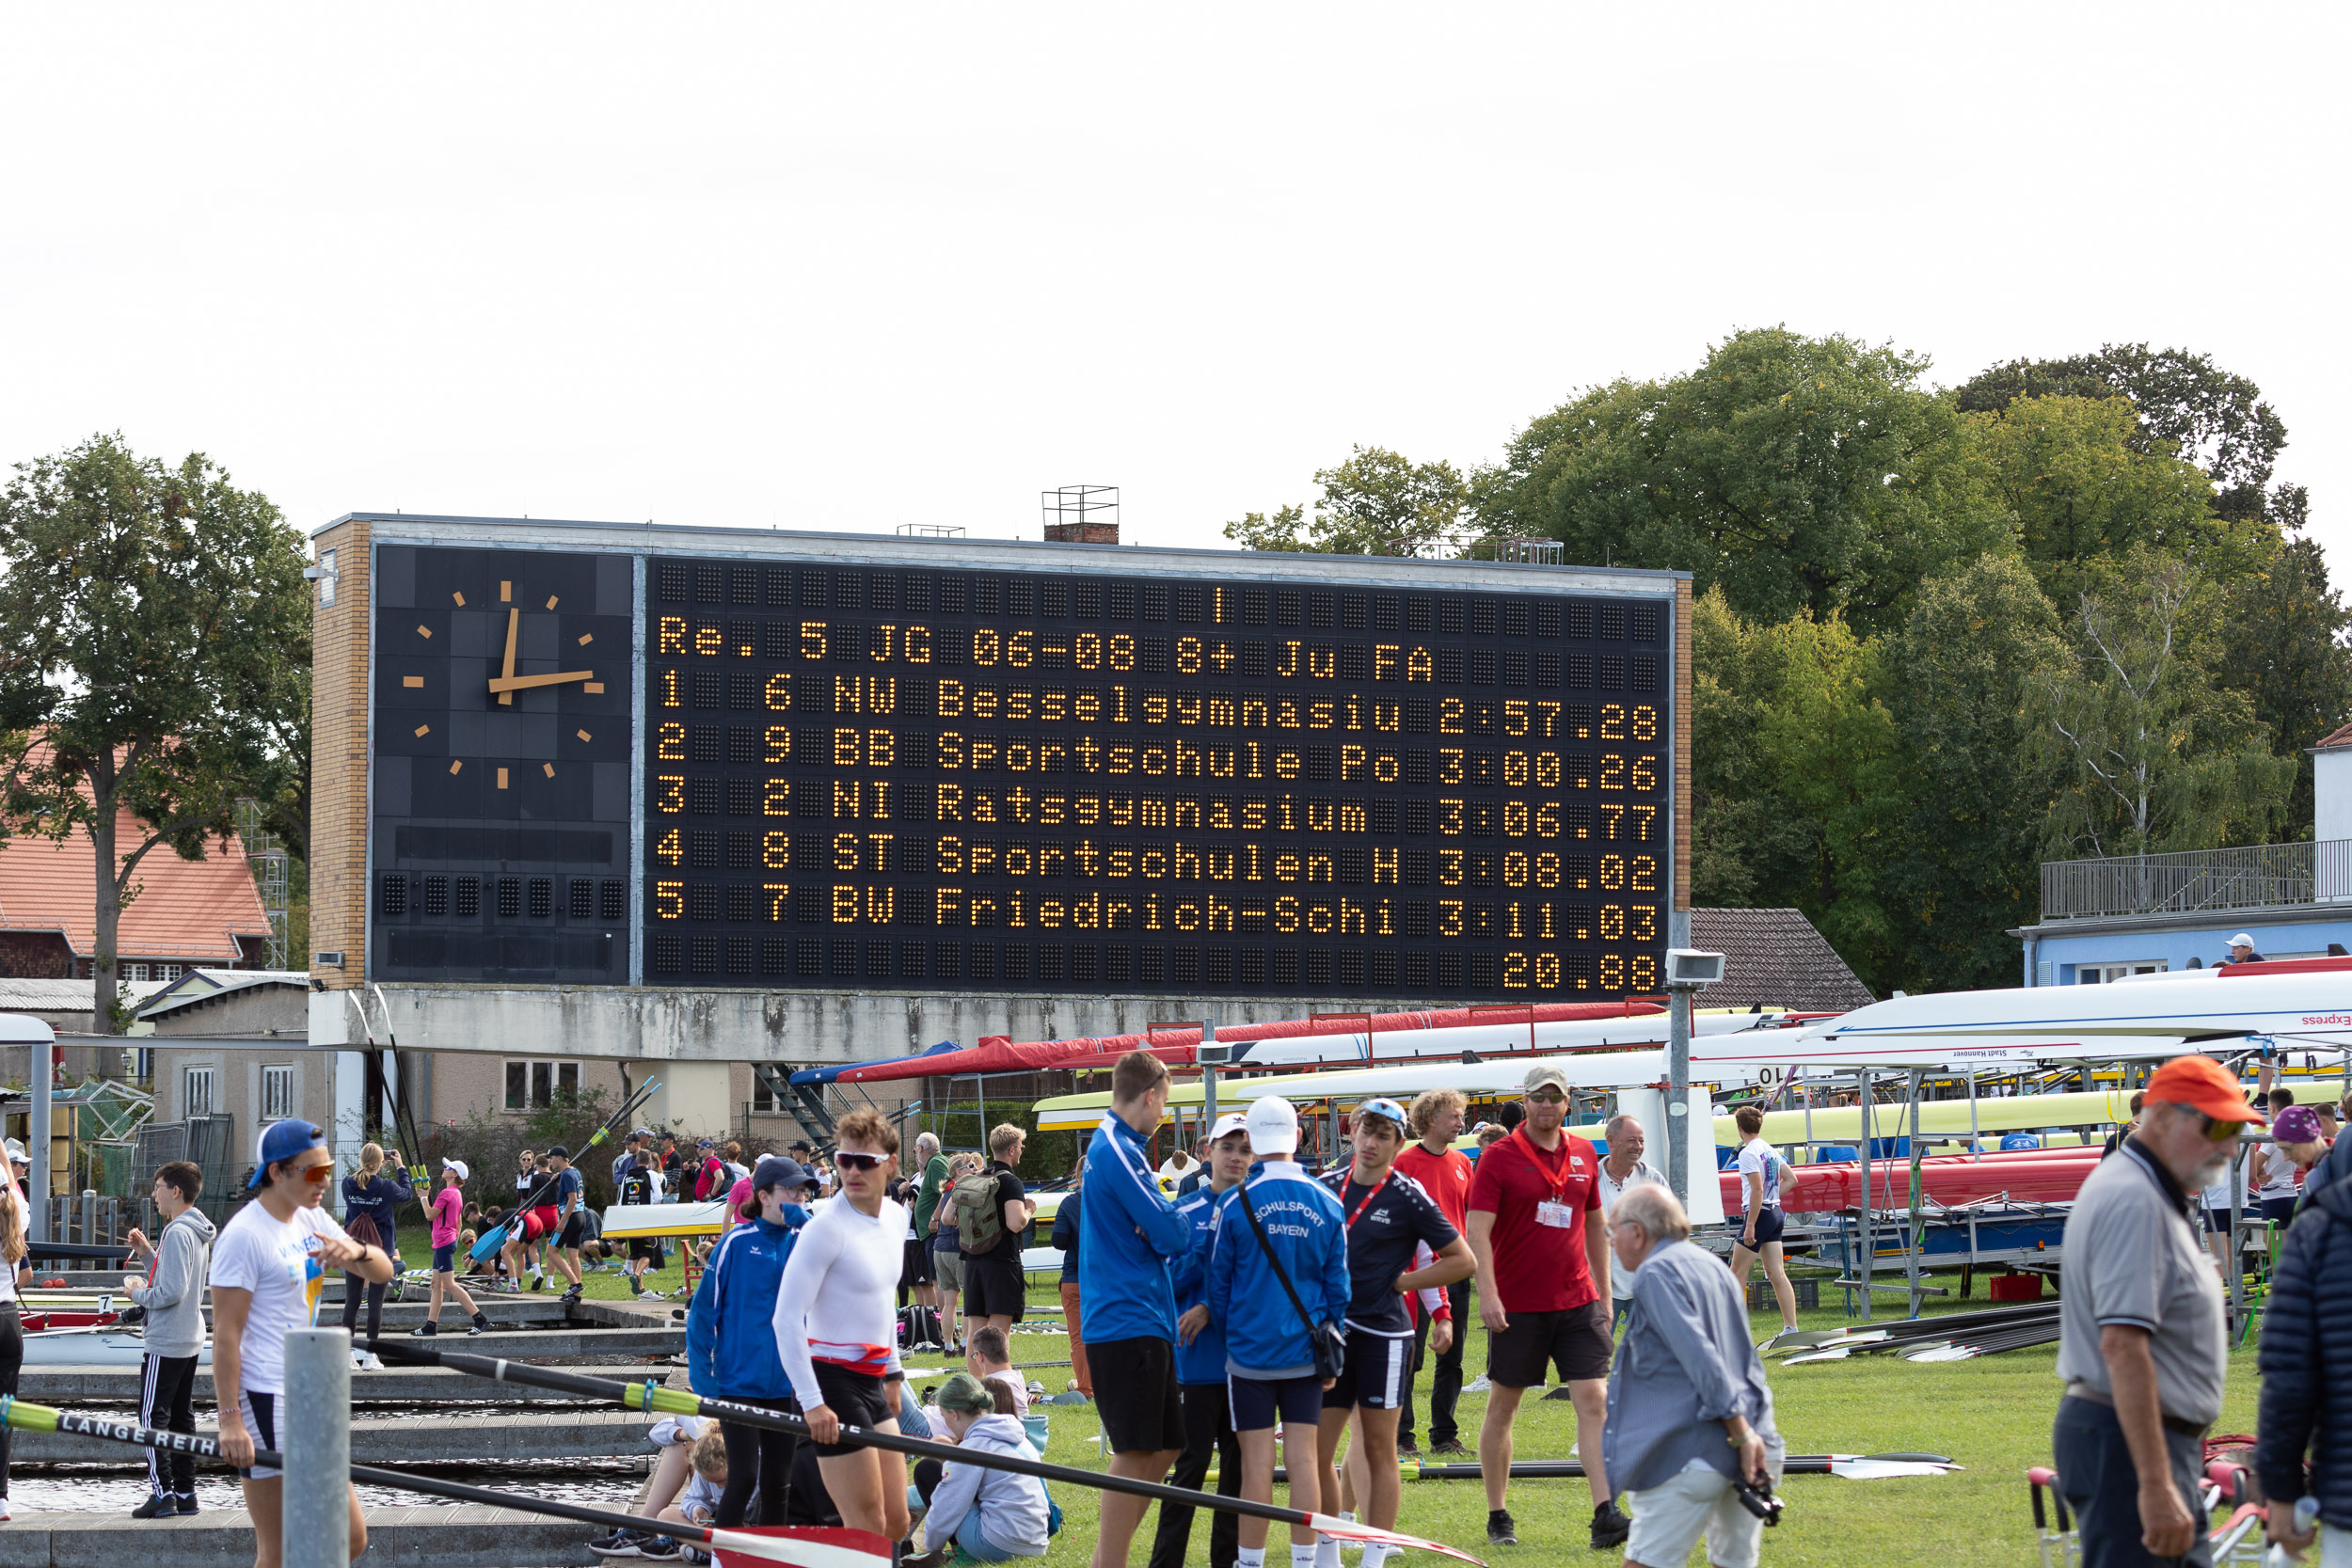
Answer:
[
  {"left": 685, "top": 1155, "right": 814, "bottom": 1529},
  {"left": 1077, "top": 1052, "right": 1197, "bottom": 1568},
  {"left": 1148, "top": 1112, "right": 1254, "bottom": 1568},
  {"left": 1210, "top": 1097, "right": 1352, "bottom": 1568}
]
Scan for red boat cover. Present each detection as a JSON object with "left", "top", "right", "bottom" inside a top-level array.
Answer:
[
  {"left": 833, "top": 1001, "right": 1667, "bottom": 1084},
  {"left": 1725, "top": 1146, "right": 2103, "bottom": 1215}
]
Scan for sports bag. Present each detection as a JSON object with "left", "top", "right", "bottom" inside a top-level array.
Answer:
[{"left": 948, "top": 1171, "right": 1005, "bottom": 1255}]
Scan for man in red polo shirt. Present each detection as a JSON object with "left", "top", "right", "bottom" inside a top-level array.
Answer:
[
  {"left": 1393, "top": 1088, "right": 1472, "bottom": 1456},
  {"left": 1466, "top": 1062, "right": 1624, "bottom": 1552}
]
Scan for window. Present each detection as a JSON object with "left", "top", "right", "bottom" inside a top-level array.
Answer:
[
  {"left": 262, "top": 1064, "right": 294, "bottom": 1122},
  {"left": 183, "top": 1066, "right": 216, "bottom": 1119},
  {"left": 317, "top": 547, "right": 338, "bottom": 607},
  {"left": 503, "top": 1059, "right": 581, "bottom": 1112},
  {"left": 752, "top": 1071, "right": 781, "bottom": 1114},
  {"left": 124, "top": 963, "right": 150, "bottom": 983},
  {"left": 2077, "top": 960, "right": 2167, "bottom": 985}
]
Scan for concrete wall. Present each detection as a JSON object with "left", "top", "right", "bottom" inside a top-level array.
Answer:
[{"left": 328, "top": 982, "right": 1399, "bottom": 1064}]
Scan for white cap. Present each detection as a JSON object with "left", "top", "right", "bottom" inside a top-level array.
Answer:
[
  {"left": 2230, "top": 933, "right": 2257, "bottom": 948},
  {"left": 3, "top": 1138, "right": 24, "bottom": 1164},
  {"left": 1246, "top": 1095, "right": 1298, "bottom": 1157},
  {"left": 441, "top": 1157, "right": 469, "bottom": 1181},
  {"left": 1209, "top": 1111, "right": 1250, "bottom": 1144}
]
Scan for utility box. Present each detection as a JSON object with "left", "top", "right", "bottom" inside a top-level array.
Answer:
[{"left": 1990, "top": 1273, "right": 2044, "bottom": 1302}]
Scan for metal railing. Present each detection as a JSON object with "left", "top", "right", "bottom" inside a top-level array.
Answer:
[{"left": 2041, "top": 839, "right": 2352, "bottom": 920}]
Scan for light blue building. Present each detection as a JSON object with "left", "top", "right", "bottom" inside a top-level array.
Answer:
[{"left": 2013, "top": 726, "right": 2352, "bottom": 984}]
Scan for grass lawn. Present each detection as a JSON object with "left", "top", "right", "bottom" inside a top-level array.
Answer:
[{"left": 378, "top": 1227, "right": 2263, "bottom": 1566}]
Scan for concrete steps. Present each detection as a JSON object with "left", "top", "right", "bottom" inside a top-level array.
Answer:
[{"left": 0, "top": 1504, "right": 604, "bottom": 1566}]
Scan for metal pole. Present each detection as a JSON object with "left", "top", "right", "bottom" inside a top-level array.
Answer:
[
  {"left": 1856, "top": 1069, "right": 1872, "bottom": 1325},
  {"left": 283, "top": 1326, "right": 352, "bottom": 1568},
  {"left": 1905, "top": 1069, "right": 1924, "bottom": 1318},
  {"left": 1200, "top": 1019, "right": 1218, "bottom": 1136},
  {"left": 1666, "top": 988, "right": 1692, "bottom": 1206},
  {"left": 28, "top": 1041, "right": 50, "bottom": 1244},
  {"left": 1968, "top": 1069, "right": 1980, "bottom": 1163}
]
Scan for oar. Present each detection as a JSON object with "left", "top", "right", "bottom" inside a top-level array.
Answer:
[
  {"left": 470, "top": 1078, "right": 661, "bottom": 1263},
  {"left": 0, "top": 1394, "right": 865, "bottom": 1567},
  {"left": 1412, "top": 1453, "right": 1961, "bottom": 1481},
  {"left": 373, "top": 1342, "right": 1487, "bottom": 1563}
]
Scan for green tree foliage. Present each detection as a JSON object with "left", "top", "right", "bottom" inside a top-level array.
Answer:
[
  {"left": 1223, "top": 446, "right": 1468, "bottom": 556},
  {"left": 1688, "top": 591, "right": 1902, "bottom": 990},
  {"left": 1956, "top": 342, "right": 2300, "bottom": 529},
  {"left": 2030, "top": 549, "right": 2294, "bottom": 859},
  {"left": 0, "top": 435, "right": 310, "bottom": 1030},
  {"left": 2219, "top": 536, "right": 2352, "bottom": 833},
  {"left": 1970, "top": 394, "right": 2273, "bottom": 598},
  {"left": 1880, "top": 556, "right": 2071, "bottom": 990},
  {"left": 1475, "top": 327, "right": 2010, "bottom": 635}
]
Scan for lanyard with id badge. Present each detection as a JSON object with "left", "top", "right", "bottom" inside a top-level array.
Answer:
[{"left": 1514, "top": 1126, "right": 1580, "bottom": 1228}]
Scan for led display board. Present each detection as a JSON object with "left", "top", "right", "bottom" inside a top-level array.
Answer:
[{"left": 638, "top": 556, "right": 1671, "bottom": 1001}]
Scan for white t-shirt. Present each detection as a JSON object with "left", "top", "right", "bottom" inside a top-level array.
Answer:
[
  {"left": 1595, "top": 1157, "right": 1665, "bottom": 1301},
  {"left": 2257, "top": 1145, "right": 2301, "bottom": 1202},
  {"left": 2202, "top": 1153, "right": 2252, "bottom": 1212},
  {"left": 1157, "top": 1155, "right": 1197, "bottom": 1181},
  {"left": 985, "top": 1368, "right": 1031, "bottom": 1418},
  {"left": 209, "top": 1200, "right": 351, "bottom": 1395},
  {"left": 1735, "top": 1139, "right": 1784, "bottom": 1212},
  {"left": 0, "top": 1183, "right": 25, "bottom": 1305},
  {"left": 771, "top": 1195, "right": 908, "bottom": 1399}
]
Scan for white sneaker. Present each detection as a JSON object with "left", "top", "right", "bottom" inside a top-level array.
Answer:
[
  {"left": 0, "top": 1496, "right": 13, "bottom": 1522},
  {"left": 1462, "top": 1374, "right": 1492, "bottom": 1394}
]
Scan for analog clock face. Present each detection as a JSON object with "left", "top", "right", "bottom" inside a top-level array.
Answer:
[{"left": 371, "top": 546, "right": 635, "bottom": 983}]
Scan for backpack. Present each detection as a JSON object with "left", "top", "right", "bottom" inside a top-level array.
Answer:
[{"left": 948, "top": 1171, "right": 1005, "bottom": 1255}]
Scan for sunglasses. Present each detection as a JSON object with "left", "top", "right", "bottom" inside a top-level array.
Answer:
[
  {"left": 2197, "top": 1114, "right": 2248, "bottom": 1143},
  {"left": 834, "top": 1151, "right": 886, "bottom": 1172},
  {"left": 1525, "top": 1089, "right": 1567, "bottom": 1104}
]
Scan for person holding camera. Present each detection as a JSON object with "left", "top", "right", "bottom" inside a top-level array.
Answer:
[{"left": 1600, "top": 1183, "right": 1784, "bottom": 1568}]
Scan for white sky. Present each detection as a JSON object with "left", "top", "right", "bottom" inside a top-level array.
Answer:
[{"left": 4, "top": 7, "right": 2347, "bottom": 568}]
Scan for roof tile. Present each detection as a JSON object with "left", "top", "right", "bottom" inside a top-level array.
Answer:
[
  {"left": 1690, "top": 908, "right": 1877, "bottom": 1012},
  {"left": 0, "top": 805, "right": 269, "bottom": 962}
]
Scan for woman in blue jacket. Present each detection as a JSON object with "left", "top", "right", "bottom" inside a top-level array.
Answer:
[
  {"left": 1209, "top": 1098, "right": 1350, "bottom": 1568},
  {"left": 687, "top": 1154, "right": 814, "bottom": 1528},
  {"left": 341, "top": 1144, "right": 417, "bottom": 1341}
]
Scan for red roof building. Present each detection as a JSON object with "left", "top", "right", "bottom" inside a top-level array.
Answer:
[{"left": 0, "top": 802, "right": 273, "bottom": 981}]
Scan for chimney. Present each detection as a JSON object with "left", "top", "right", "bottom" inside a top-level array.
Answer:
[{"left": 1042, "top": 485, "right": 1120, "bottom": 545}]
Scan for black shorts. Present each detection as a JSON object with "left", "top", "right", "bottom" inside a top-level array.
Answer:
[
  {"left": 806, "top": 1361, "right": 899, "bottom": 1457},
  {"left": 904, "top": 1238, "right": 936, "bottom": 1288},
  {"left": 2204, "top": 1207, "right": 2234, "bottom": 1235},
  {"left": 1090, "top": 1336, "right": 1185, "bottom": 1454},
  {"left": 559, "top": 1211, "right": 586, "bottom": 1249},
  {"left": 962, "top": 1255, "right": 1026, "bottom": 1320},
  {"left": 1487, "top": 1300, "right": 1613, "bottom": 1388},
  {"left": 1740, "top": 1208, "right": 1786, "bottom": 1247},
  {"left": 237, "top": 1388, "right": 278, "bottom": 1480},
  {"left": 2261, "top": 1196, "right": 2300, "bottom": 1227},
  {"left": 1324, "top": 1329, "right": 1414, "bottom": 1411},
  {"left": 628, "top": 1238, "right": 663, "bottom": 1264},
  {"left": 1229, "top": 1372, "right": 1324, "bottom": 1433}
]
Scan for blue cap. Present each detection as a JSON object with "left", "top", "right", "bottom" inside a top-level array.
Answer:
[
  {"left": 1356, "top": 1098, "right": 1410, "bottom": 1133},
  {"left": 249, "top": 1120, "right": 326, "bottom": 1189},
  {"left": 753, "top": 1155, "right": 816, "bottom": 1194}
]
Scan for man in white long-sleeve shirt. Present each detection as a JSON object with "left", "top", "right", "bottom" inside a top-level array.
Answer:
[{"left": 771, "top": 1107, "right": 912, "bottom": 1544}]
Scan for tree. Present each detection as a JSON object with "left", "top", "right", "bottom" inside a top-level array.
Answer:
[
  {"left": 1475, "top": 327, "right": 2010, "bottom": 635},
  {"left": 0, "top": 436, "right": 310, "bottom": 1031},
  {"left": 2030, "top": 548, "right": 2294, "bottom": 860},
  {"left": 1956, "top": 343, "right": 2301, "bottom": 529},
  {"left": 1969, "top": 394, "right": 2273, "bottom": 600},
  {"left": 1879, "top": 555, "right": 2071, "bottom": 991},
  {"left": 2218, "top": 534, "right": 2352, "bottom": 835},
  {"left": 1687, "top": 590, "right": 1905, "bottom": 990},
  {"left": 1223, "top": 447, "right": 1468, "bottom": 557}
]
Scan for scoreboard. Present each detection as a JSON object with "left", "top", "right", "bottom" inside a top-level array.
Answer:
[{"left": 638, "top": 556, "right": 1671, "bottom": 1002}]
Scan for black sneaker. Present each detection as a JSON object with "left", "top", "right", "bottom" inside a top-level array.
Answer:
[
  {"left": 629, "top": 1275, "right": 644, "bottom": 1296},
  {"left": 1487, "top": 1510, "right": 1517, "bottom": 1546},
  {"left": 409, "top": 1323, "right": 437, "bottom": 1338},
  {"left": 468, "top": 1314, "right": 491, "bottom": 1335},
  {"left": 589, "top": 1528, "right": 642, "bottom": 1557},
  {"left": 129, "top": 1493, "right": 178, "bottom": 1519},
  {"left": 1431, "top": 1438, "right": 1468, "bottom": 1457},
  {"left": 638, "top": 1538, "right": 681, "bottom": 1560},
  {"left": 176, "top": 1495, "right": 199, "bottom": 1516},
  {"left": 1590, "top": 1500, "right": 1630, "bottom": 1550}
]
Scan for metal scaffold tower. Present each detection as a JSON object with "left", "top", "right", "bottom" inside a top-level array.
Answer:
[{"left": 235, "top": 798, "right": 290, "bottom": 969}]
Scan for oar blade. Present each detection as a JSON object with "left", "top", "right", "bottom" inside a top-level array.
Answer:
[
  {"left": 1309, "top": 1513, "right": 1487, "bottom": 1565},
  {"left": 711, "top": 1525, "right": 898, "bottom": 1568},
  {"left": 1826, "top": 1459, "right": 1960, "bottom": 1481}
]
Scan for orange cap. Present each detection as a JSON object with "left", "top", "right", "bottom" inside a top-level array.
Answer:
[{"left": 2142, "top": 1055, "right": 2267, "bottom": 1124}]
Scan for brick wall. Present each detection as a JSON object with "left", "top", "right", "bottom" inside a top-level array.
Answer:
[{"left": 310, "top": 519, "right": 373, "bottom": 989}]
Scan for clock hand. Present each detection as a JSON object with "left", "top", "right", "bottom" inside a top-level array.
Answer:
[
  {"left": 486, "top": 670, "right": 596, "bottom": 694},
  {"left": 498, "top": 609, "right": 520, "bottom": 706}
]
